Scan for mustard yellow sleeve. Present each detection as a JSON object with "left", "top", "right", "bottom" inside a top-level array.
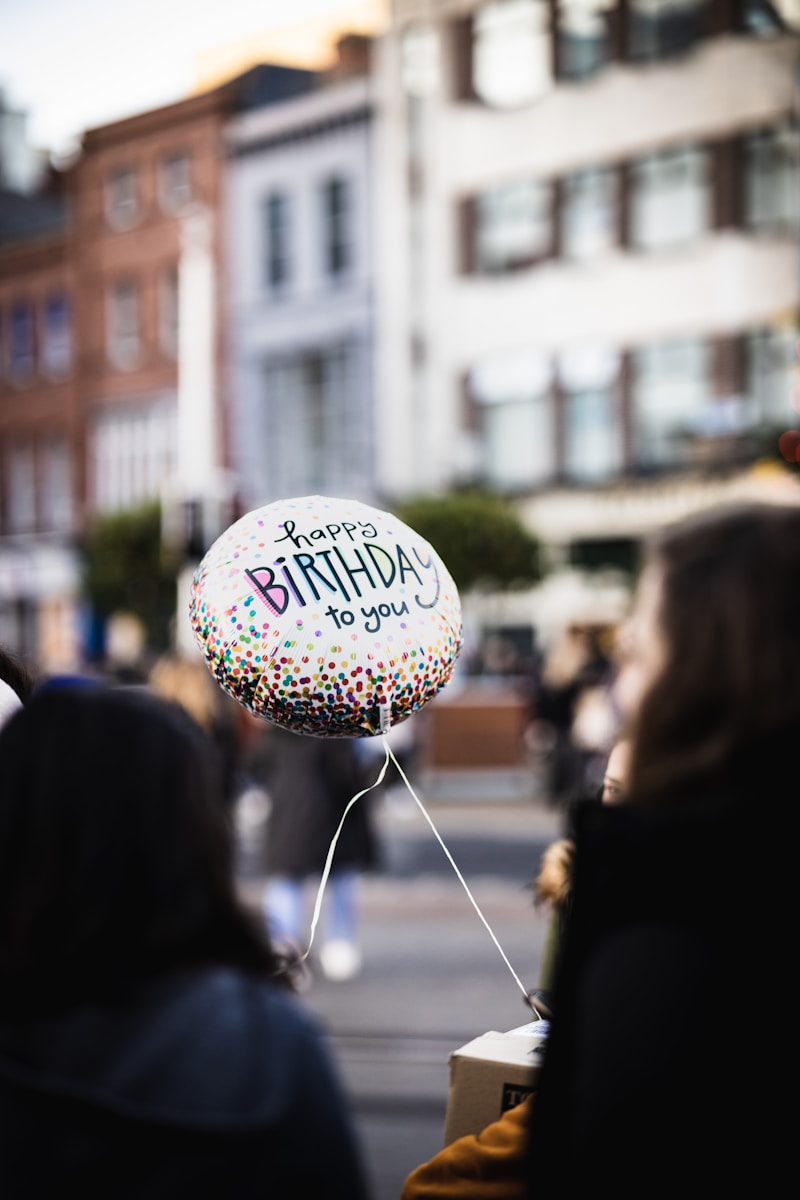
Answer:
[{"left": 400, "top": 1096, "right": 533, "bottom": 1200}]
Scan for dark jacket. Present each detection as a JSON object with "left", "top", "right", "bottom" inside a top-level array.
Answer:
[
  {"left": 249, "top": 724, "right": 379, "bottom": 878},
  {"left": 0, "top": 967, "right": 370, "bottom": 1199},
  {"left": 526, "top": 777, "right": 792, "bottom": 1194}
]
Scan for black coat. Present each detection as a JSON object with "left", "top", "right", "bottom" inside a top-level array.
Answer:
[
  {"left": 525, "top": 770, "right": 792, "bottom": 1195},
  {"left": 248, "top": 724, "right": 379, "bottom": 878},
  {"left": 0, "top": 968, "right": 370, "bottom": 1199}
]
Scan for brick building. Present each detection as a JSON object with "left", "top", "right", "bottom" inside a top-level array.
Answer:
[{"left": 0, "top": 64, "right": 316, "bottom": 669}]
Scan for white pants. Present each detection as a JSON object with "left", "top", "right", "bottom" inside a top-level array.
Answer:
[{"left": 263, "top": 869, "right": 360, "bottom": 948}]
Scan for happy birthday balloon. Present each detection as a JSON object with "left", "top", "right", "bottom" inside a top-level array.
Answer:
[{"left": 190, "top": 495, "right": 463, "bottom": 737}]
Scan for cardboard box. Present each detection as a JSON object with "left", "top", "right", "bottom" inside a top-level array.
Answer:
[{"left": 443, "top": 1020, "right": 550, "bottom": 1146}]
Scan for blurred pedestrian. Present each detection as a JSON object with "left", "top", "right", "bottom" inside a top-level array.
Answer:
[
  {"left": 531, "top": 624, "right": 616, "bottom": 807},
  {"left": 0, "top": 682, "right": 370, "bottom": 1199},
  {"left": 245, "top": 722, "right": 380, "bottom": 982},
  {"left": 148, "top": 651, "right": 242, "bottom": 807},
  {"left": 526, "top": 501, "right": 800, "bottom": 1194}
]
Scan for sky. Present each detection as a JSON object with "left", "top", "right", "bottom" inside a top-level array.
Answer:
[{"left": 0, "top": 0, "right": 388, "bottom": 160}]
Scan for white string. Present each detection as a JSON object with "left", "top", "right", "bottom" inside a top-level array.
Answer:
[
  {"left": 382, "top": 738, "right": 530, "bottom": 1001},
  {"left": 300, "top": 742, "right": 391, "bottom": 961},
  {"left": 294, "top": 730, "right": 529, "bottom": 1002}
]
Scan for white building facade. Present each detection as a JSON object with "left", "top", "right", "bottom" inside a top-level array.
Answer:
[
  {"left": 373, "top": 0, "right": 800, "bottom": 569},
  {"left": 224, "top": 74, "right": 377, "bottom": 513}
]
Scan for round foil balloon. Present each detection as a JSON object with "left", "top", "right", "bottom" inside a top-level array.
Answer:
[{"left": 190, "top": 495, "right": 463, "bottom": 737}]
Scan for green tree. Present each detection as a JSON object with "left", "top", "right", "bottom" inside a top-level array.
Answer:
[
  {"left": 395, "top": 489, "right": 541, "bottom": 592},
  {"left": 81, "top": 502, "right": 180, "bottom": 653}
]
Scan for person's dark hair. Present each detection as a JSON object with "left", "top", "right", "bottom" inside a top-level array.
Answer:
[
  {"left": 0, "top": 644, "right": 36, "bottom": 703},
  {"left": 0, "top": 682, "right": 290, "bottom": 1017},
  {"left": 627, "top": 502, "right": 800, "bottom": 809}
]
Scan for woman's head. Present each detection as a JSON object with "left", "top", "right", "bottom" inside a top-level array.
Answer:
[
  {"left": 0, "top": 681, "right": 284, "bottom": 1014},
  {"left": 621, "top": 502, "right": 800, "bottom": 807},
  {"left": 601, "top": 738, "right": 631, "bottom": 804}
]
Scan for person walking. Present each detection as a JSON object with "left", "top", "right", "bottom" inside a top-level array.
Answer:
[
  {"left": 246, "top": 721, "right": 380, "bottom": 983},
  {"left": 0, "top": 681, "right": 371, "bottom": 1199}
]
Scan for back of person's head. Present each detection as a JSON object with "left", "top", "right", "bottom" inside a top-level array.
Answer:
[
  {"left": 625, "top": 501, "right": 800, "bottom": 808},
  {"left": 0, "top": 644, "right": 36, "bottom": 704},
  {"left": 0, "top": 681, "right": 284, "bottom": 1016}
]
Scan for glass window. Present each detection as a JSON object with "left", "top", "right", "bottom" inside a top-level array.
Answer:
[
  {"left": 557, "top": 0, "right": 613, "bottom": 80},
  {"left": 160, "top": 151, "right": 192, "bottom": 213},
  {"left": 40, "top": 437, "right": 73, "bottom": 533},
  {"left": 321, "top": 177, "right": 352, "bottom": 279},
  {"left": 470, "top": 349, "right": 555, "bottom": 488},
  {"left": 8, "top": 301, "right": 35, "bottom": 383},
  {"left": 628, "top": 0, "right": 710, "bottom": 63},
  {"left": 745, "top": 326, "right": 798, "bottom": 429},
  {"left": 92, "top": 404, "right": 176, "bottom": 513},
  {"left": 262, "top": 343, "right": 370, "bottom": 499},
  {"left": 264, "top": 192, "right": 291, "bottom": 292},
  {"left": 562, "top": 165, "right": 617, "bottom": 260},
  {"left": 473, "top": 0, "right": 552, "bottom": 108},
  {"left": 632, "top": 338, "right": 711, "bottom": 468},
  {"left": 743, "top": 122, "right": 800, "bottom": 236},
  {"left": 42, "top": 293, "right": 73, "bottom": 377},
  {"left": 106, "top": 278, "right": 141, "bottom": 370},
  {"left": 160, "top": 266, "right": 179, "bottom": 358},
  {"left": 560, "top": 344, "right": 622, "bottom": 482},
  {"left": 475, "top": 178, "right": 551, "bottom": 272},
  {"left": 5, "top": 441, "right": 36, "bottom": 533},
  {"left": 630, "top": 143, "right": 710, "bottom": 250},
  {"left": 105, "top": 165, "right": 139, "bottom": 230},
  {"left": 401, "top": 24, "right": 441, "bottom": 97}
]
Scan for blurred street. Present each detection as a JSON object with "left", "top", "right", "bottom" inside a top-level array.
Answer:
[{"left": 237, "top": 780, "right": 564, "bottom": 1200}]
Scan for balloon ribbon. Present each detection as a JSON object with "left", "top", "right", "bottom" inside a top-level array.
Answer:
[{"left": 296, "top": 738, "right": 529, "bottom": 1001}]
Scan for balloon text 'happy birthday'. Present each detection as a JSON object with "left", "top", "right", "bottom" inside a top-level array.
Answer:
[{"left": 244, "top": 518, "right": 442, "bottom": 633}]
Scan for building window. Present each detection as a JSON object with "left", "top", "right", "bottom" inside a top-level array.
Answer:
[
  {"left": 261, "top": 343, "right": 370, "bottom": 499},
  {"left": 5, "top": 441, "right": 36, "bottom": 533},
  {"left": 743, "top": 121, "right": 800, "bottom": 236},
  {"left": 401, "top": 24, "right": 441, "bottom": 97},
  {"left": 473, "top": 0, "right": 552, "bottom": 108},
  {"left": 628, "top": 0, "right": 709, "bottom": 63},
  {"left": 632, "top": 339, "right": 711, "bottom": 468},
  {"left": 105, "top": 165, "right": 140, "bottom": 230},
  {"left": 42, "top": 292, "right": 73, "bottom": 377},
  {"left": 474, "top": 178, "right": 551, "bottom": 273},
  {"left": 92, "top": 404, "right": 177, "bottom": 513},
  {"left": 40, "top": 437, "right": 73, "bottom": 533},
  {"left": 264, "top": 192, "right": 291, "bottom": 292},
  {"left": 630, "top": 143, "right": 710, "bottom": 250},
  {"left": 160, "top": 266, "right": 179, "bottom": 358},
  {"left": 470, "top": 349, "right": 555, "bottom": 489},
  {"left": 557, "top": 0, "right": 613, "bottom": 80},
  {"left": 8, "top": 301, "right": 35, "bottom": 384},
  {"left": 106, "top": 278, "right": 141, "bottom": 369},
  {"left": 159, "top": 151, "right": 192, "bottom": 213},
  {"left": 745, "top": 326, "right": 798, "bottom": 429},
  {"left": 562, "top": 165, "right": 617, "bottom": 260},
  {"left": 560, "top": 344, "right": 622, "bottom": 483},
  {"left": 321, "top": 177, "right": 352, "bottom": 279}
]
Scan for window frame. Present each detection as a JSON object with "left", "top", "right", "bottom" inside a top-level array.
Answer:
[
  {"left": 106, "top": 277, "right": 141, "bottom": 370},
  {"left": 159, "top": 150, "right": 193, "bottom": 214},
  {"left": 105, "top": 164, "right": 140, "bottom": 231}
]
